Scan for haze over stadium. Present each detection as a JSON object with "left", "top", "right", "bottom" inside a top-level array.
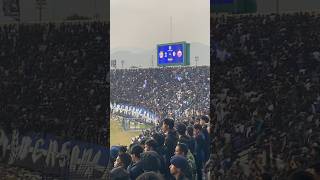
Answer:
[{"left": 111, "top": 0, "right": 210, "bottom": 68}]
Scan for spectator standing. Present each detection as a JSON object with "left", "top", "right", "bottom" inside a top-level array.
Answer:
[
  {"left": 194, "top": 124, "right": 205, "bottom": 180},
  {"left": 112, "top": 153, "right": 132, "bottom": 180},
  {"left": 175, "top": 143, "right": 196, "bottom": 179},
  {"left": 161, "top": 118, "right": 178, "bottom": 178},
  {"left": 128, "top": 144, "right": 144, "bottom": 179},
  {"left": 170, "top": 155, "right": 191, "bottom": 180}
]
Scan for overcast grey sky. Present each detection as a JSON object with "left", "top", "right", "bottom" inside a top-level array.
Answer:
[{"left": 111, "top": 0, "right": 210, "bottom": 50}]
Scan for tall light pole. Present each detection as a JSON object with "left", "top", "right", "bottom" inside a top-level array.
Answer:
[
  {"left": 276, "top": 0, "right": 279, "bottom": 14},
  {"left": 170, "top": 16, "right": 172, "bottom": 42},
  {"left": 151, "top": 55, "right": 154, "bottom": 68},
  {"left": 195, "top": 56, "right": 199, "bottom": 67},
  {"left": 36, "top": 0, "right": 47, "bottom": 22},
  {"left": 121, "top": 60, "right": 124, "bottom": 69}
]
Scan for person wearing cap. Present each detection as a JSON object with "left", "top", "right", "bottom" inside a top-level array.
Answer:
[
  {"left": 175, "top": 143, "right": 196, "bottom": 179},
  {"left": 170, "top": 155, "right": 191, "bottom": 180},
  {"left": 110, "top": 146, "right": 121, "bottom": 167},
  {"left": 128, "top": 144, "right": 144, "bottom": 180}
]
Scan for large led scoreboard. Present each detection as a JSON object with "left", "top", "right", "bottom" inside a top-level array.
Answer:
[
  {"left": 211, "top": 0, "right": 257, "bottom": 13},
  {"left": 157, "top": 42, "right": 190, "bottom": 66}
]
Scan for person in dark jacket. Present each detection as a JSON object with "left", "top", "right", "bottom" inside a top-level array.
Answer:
[
  {"left": 110, "top": 166, "right": 130, "bottom": 180},
  {"left": 187, "top": 126, "right": 196, "bottom": 155},
  {"left": 128, "top": 144, "right": 144, "bottom": 180},
  {"left": 161, "top": 118, "right": 178, "bottom": 179},
  {"left": 141, "top": 151, "right": 162, "bottom": 173},
  {"left": 194, "top": 124, "right": 206, "bottom": 180},
  {"left": 176, "top": 122, "right": 194, "bottom": 154},
  {"left": 161, "top": 118, "right": 178, "bottom": 160},
  {"left": 136, "top": 171, "right": 165, "bottom": 180},
  {"left": 144, "top": 139, "right": 167, "bottom": 176},
  {"left": 152, "top": 133, "right": 167, "bottom": 157},
  {"left": 170, "top": 155, "right": 191, "bottom": 180},
  {"left": 112, "top": 153, "right": 132, "bottom": 180},
  {"left": 113, "top": 152, "right": 132, "bottom": 170},
  {"left": 200, "top": 115, "right": 210, "bottom": 162}
]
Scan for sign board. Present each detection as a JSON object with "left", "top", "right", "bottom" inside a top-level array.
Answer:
[
  {"left": 157, "top": 42, "right": 190, "bottom": 66},
  {"left": 0, "top": 128, "right": 109, "bottom": 178}
]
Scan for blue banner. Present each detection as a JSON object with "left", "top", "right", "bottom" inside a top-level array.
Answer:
[
  {"left": 0, "top": 128, "right": 108, "bottom": 178},
  {"left": 111, "top": 102, "right": 158, "bottom": 122}
]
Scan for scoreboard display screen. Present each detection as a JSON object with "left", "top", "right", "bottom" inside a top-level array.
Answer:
[
  {"left": 157, "top": 42, "right": 190, "bottom": 66},
  {"left": 212, "top": 0, "right": 234, "bottom": 4},
  {"left": 211, "top": 0, "right": 257, "bottom": 13}
]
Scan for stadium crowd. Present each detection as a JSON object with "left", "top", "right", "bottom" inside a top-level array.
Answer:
[
  {"left": 110, "top": 64, "right": 211, "bottom": 179},
  {"left": 0, "top": 22, "right": 108, "bottom": 145},
  {"left": 110, "top": 66, "right": 210, "bottom": 121},
  {"left": 211, "top": 12, "right": 320, "bottom": 180},
  {"left": 109, "top": 116, "right": 212, "bottom": 180},
  {"left": 0, "top": 163, "right": 42, "bottom": 180}
]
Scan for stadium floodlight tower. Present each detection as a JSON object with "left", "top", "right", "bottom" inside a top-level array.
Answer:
[
  {"left": 121, "top": 60, "right": 124, "bottom": 69},
  {"left": 156, "top": 16, "right": 190, "bottom": 67},
  {"left": 195, "top": 56, "right": 199, "bottom": 67}
]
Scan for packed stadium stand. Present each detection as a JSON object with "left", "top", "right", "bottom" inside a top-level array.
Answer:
[
  {"left": 0, "top": 21, "right": 108, "bottom": 144},
  {"left": 111, "top": 66, "right": 210, "bottom": 121},
  {"left": 110, "top": 66, "right": 211, "bottom": 180},
  {"left": 0, "top": 21, "right": 109, "bottom": 179},
  {"left": 211, "top": 12, "right": 320, "bottom": 180}
]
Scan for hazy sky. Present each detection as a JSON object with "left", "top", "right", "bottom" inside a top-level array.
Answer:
[{"left": 111, "top": 0, "right": 210, "bottom": 50}]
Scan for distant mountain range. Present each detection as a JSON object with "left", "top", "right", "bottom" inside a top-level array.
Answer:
[{"left": 111, "top": 42, "right": 210, "bottom": 68}]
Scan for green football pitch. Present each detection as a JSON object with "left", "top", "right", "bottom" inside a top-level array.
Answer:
[{"left": 110, "top": 119, "right": 142, "bottom": 147}]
